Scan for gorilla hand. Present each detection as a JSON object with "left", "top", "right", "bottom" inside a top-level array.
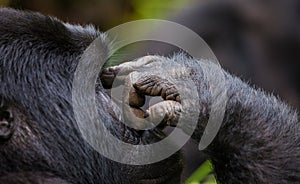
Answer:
[
  {"left": 101, "top": 55, "right": 202, "bottom": 131},
  {"left": 101, "top": 55, "right": 300, "bottom": 183}
]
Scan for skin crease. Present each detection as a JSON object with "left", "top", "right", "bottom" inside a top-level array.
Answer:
[
  {"left": 102, "top": 55, "right": 300, "bottom": 183},
  {"left": 0, "top": 8, "right": 183, "bottom": 184}
]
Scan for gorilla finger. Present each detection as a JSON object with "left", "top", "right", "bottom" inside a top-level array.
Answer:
[
  {"left": 101, "top": 61, "right": 141, "bottom": 89},
  {"left": 134, "top": 76, "right": 181, "bottom": 103},
  {"left": 107, "top": 55, "right": 159, "bottom": 77},
  {"left": 145, "top": 100, "right": 182, "bottom": 127},
  {"left": 129, "top": 88, "right": 145, "bottom": 107},
  {"left": 100, "top": 67, "right": 120, "bottom": 89},
  {"left": 166, "top": 93, "right": 180, "bottom": 102},
  {"left": 123, "top": 105, "right": 155, "bottom": 130}
]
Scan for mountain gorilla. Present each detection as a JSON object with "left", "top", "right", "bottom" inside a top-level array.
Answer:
[
  {"left": 0, "top": 8, "right": 299, "bottom": 184},
  {"left": 0, "top": 8, "right": 182, "bottom": 184}
]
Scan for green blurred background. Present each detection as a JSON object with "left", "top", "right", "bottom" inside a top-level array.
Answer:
[{"left": 0, "top": 0, "right": 197, "bottom": 30}]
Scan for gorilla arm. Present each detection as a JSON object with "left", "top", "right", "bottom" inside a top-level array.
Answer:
[{"left": 101, "top": 55, "right": 300, "bottom": 183}]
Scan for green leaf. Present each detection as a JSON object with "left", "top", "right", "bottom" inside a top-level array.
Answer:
[{"left": 185, "top": 160, "right": 217, "bottom": 184}]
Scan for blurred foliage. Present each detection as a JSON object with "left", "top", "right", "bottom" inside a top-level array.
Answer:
[
  {"left": 131, "top": 0, "right": 195, "bottom": 19},
  {"left": 6, "top": 0, "right": 198, "bottom": 29},
  {"left": 185, "top": 160, "right": 217, "bottom": 184},
  {"left": 0, "top": 0, "right": 10, "bottom": 6}
]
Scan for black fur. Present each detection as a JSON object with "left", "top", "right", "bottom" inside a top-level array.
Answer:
[
  {"left": 1, "top": 8, "right": 299, "bottom": 184},
  {"left": 0, "top": 8, "right": 182, "bottom": 184},
  {"left": 129, "top": 55, "right": 300, "bottom": 183}
]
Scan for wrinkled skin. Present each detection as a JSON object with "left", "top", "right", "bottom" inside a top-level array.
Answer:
[
  {"left": 102, "top": 55, "right": 300, "bottom": 183},
  {"left": 0, "top": 8, "right": 182, "bottom": 184}
]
